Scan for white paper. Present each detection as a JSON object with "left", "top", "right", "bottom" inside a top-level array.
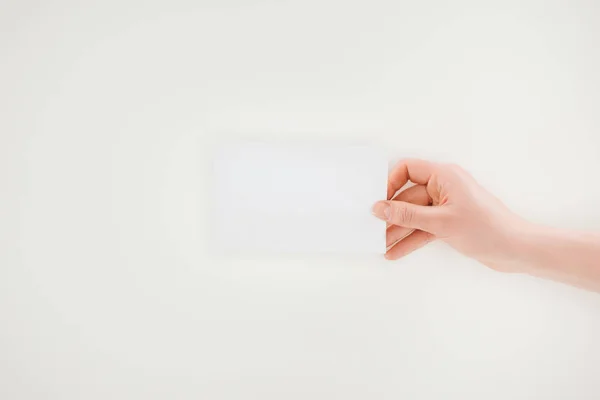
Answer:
[{"left": 212, "top": 140, "right": 387, "bottom": 255}]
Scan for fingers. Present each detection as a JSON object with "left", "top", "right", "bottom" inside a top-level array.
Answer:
[
  {"left": 387, "top": 159, "right": 437, "bottom": 200},
  {"left": 380, "top": 159, "right": 449, "bottom": 260},
  {"left": 387, "top": 225, "right": 414, "bottom": 248},
  {"left": 390, "top": 183, "right": 432, "bottom": 203},
  {"left": 373, "top": 200, "right": 442, "bottom": 233},
  {"left": 386, "top": 227, "right": 412, "bottom": 249},
  {"left": 385, "top": 229, "right": 435, "bottom": 260},
  {"left": 386, "top": 185, "right": 431, "bottom": 246}
]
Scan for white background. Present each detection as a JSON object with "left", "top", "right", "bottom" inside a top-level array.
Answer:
[{"left": 2, "top": 1, "right": 600, "bottom": 399}]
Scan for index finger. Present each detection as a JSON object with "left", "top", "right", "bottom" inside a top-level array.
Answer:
[{"left": 387, "top": 159, "right": 436, "bottom": 200}]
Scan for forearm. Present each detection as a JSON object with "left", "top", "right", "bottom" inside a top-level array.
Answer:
[{"left": 515, "top": 224, "right": 600, "bottom": 292}]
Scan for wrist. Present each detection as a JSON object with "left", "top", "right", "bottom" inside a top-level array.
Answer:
[
  {"left": 481, "top": 218, "right": 545, "bottom": 274},
  {"left": 508, "top": 222, "right": 549, "bottom": 275}
]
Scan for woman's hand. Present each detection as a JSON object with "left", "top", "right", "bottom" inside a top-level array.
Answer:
[{"left": 372, "top": 159, "right": 530, "bottom": 272}]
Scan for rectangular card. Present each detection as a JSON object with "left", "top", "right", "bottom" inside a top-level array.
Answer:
[{"left": 211, "top": 140, "right": 387, "bottom": 255}]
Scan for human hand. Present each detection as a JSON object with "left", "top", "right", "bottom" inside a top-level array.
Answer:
[{"left": 372, "top": 159, "right": 529, "bottom": 272}]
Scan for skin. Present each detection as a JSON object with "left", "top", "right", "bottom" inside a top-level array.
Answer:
[{"left": 372, "top": 159, "right": 600, "bottom": 293}]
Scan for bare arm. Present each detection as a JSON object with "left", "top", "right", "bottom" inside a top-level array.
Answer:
[{"left": 513, "top": 225, "right": 600, "bottom": 292}]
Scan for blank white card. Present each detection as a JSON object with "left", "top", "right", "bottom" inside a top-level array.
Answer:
[{"left": 212, "top": 141, "right": 387, "bottom": 255}]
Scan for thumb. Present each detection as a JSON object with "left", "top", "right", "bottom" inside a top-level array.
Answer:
[{"left": 372, "top": 200, "right": 441, "bottom": 233}]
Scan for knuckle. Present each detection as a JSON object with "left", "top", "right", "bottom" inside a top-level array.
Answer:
[
  {"left": 424, "top": 234, "right": 436, "bottom": 244},
  {"left": 440, "top": 163, "right": 469, "bottom": 183},
  {"left": 395, "top": 204, "right": 415, "bottom": 225}
]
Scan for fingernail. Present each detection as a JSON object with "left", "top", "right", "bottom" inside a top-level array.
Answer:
[{"left": 372, "top": 201, "right": 390, "bottom": 221}]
